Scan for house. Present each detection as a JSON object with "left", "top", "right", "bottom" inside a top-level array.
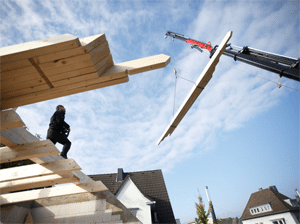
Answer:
[
  {"left": 89, "top": 168, "right": 177, "bottom": 224},
  {"left": 240, "top": 185, "right": 300, "bottom": 224}
]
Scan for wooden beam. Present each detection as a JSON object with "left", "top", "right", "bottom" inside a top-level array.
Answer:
[
  {"left": 0, "top": 34, "right": 81, "bottom": 64},
  {"left": 1, "top": 76, "right": 128, "bottom": 110},
  {"left": 0, "top": 135, "right": 17, "bottom": 147},
  {"left": 0, "top": 126, "right": 39, "bottom": 146},
  {"left": 1, "top": 53, "right": 170, "bottom": 110},
  {"left": 1, "top": 45, "right": 110, "bottom": 98},
  {"left": 102, "top": 54, "right": 171, "bottom": 77},
  {"left": 0, "top": 158, "right": 81, "bottom": 183},
  {"left": 0, "top": 109, "right": 25, "bottom": 130},
  {"left": 0, "top": 181, "right": 108, "bottom": 205},
  {"left": 157, "top": 31, "right": 232, "bottom": 145},
  {"left": 0, "top": 173, "right": 80, "bottom": 194},
  {"left": 79, "top": 34, "right": 107, "bottom": 52},
  {"left": 0, "top": 140, "right": 59, "bottom": 163},
  {"left": 1, "top": 33, "right": 106, "bottom": 72}
]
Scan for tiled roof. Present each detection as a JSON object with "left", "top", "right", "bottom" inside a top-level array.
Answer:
[
  {"left": 241, "top": 186, "right": 298, "bottom": 221},
  {"left": 89, "top": 169, "right": 176, "bottom": 224}
]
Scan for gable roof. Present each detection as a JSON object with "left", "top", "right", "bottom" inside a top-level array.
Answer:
[
  {"left": 241, "top": 186, "right": 298, "bottom": 220},
  {"left": 89, "top": 169, "right": 176, "bottom": 224}
]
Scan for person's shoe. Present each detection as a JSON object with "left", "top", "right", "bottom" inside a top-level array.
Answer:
[{"left": 60, "top": 154, "right": 68, "bottom": 159}]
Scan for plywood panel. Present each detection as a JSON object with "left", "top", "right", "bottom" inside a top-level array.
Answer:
[
  {"left": 157, "top": 31, "right": 232, "bottom": 145},
  {"left": 0, "top": 181, "right": 108, "bottom": 205},
  {"left": 0, "top": 158, "right": 81, "bottom": 183}
]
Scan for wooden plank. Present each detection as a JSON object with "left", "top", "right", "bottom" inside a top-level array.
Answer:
[
  {"left": 1, "top": 53, "right": 170, "bottom": 110},
  {"left": 1, "top": 42, "right": 110, "bottom": 94},
  {"left": 1, "top": 53, "right": 109, "bottom": 98},
  {"left": 2, "top": 83, "right": 50, "bottom": 99},
  {"left": 1, "top": 78, "right": 46, "bottom": 94},
  {"left": 88, "top": 41, "right": 111, "bottom": 65},
  {"left": 1, "top": 66, "right": 38, "bottom": 81},
  {"left": 1, "top": 46, "right": 88, "bottom": 73},
  {"left": 1, "top": 55, "right": 110, "bottom": 99},
  {"left": 0, "top": 181, "right": 108, "bottom": 205},
  {"left": 1, "top": 55, "right": 114, "bottom": 105},
  {"left": 39, "top": 53, "right": 92, "bottom": 71},
  {"left": 0, "top": 173, "right": 80, "bottom": 194},
  {"left": 79, "top": 34, "right": 107, "bottom": 52},
  {"left": 35, "top": 46, "right": 88, "bottom": 64},
  {"left": 0, "top": 140, "right": 59, "bottom": 163},
  {"left": 0, "top": 109, "right": 25, "bottom": 130},
  {"left": 1, "top": 33, "right": 107, "bottom": 72},
  {"left": 29, "top": 58, "right": 54, "bottom": 88},
  {"left": 99, "top": 54, "right": 171, "bottom": 77},
  {"left": 0, "top": 158, "right": 81, "bottom": 183},
  {"left": 48, "top": 66, "right": 96, "bottom": 82},
  {"left": 0, "top": 135, "right": 17, "bottom": 147},
  {"left": 157, "top": 31, "right": 233, "bottom": 145},
  {"left": 1, "top": 59, "right": 33, "bottom": 72},
  {"left": 0, "top": 127, "right": 39, "bottom": 145},
  {"left": 1, "top": 76, "right": 128, "bottom": 110},
  {"left": 0, "top": 34, "right": 80, "bottom": 63}
]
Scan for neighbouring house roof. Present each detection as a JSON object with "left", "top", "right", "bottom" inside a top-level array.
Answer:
[
  {"left": 89, "top": 169, "right": 176, "bottom": 224},
  {"left": 241, "top": 186, "right": 299, "bottom": 221}
]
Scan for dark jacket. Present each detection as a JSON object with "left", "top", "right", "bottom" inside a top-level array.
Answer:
[{"left": 48, "top": 110, "right": 69, "bottom": 132}]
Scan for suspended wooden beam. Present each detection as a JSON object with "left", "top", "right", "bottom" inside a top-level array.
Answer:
[
  {"left": 0, "top": 181, "right": 108, "bottom": 205},
  {"left": 0, "top": 159, "right": 81, "bottom": 183},
  {"left": 0, "top": 173, "right": 80, "bottom": 194},
  {"left": 0, "top": 109, "right": 25, "bottom": 130},
  {"left": 157, "top": 31, "right": 233, "bottom": 145},
  {"left": 0, "top": 140, "right": 59, "bottom": 163}
]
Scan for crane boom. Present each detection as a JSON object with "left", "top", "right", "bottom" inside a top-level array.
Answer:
[{"left": 165, "top": 31, "right": 300, "bottom": 82}]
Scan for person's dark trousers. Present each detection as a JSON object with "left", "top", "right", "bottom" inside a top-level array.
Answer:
[{"left": 47, "top": 128, "right": 71, "bottom": 159}]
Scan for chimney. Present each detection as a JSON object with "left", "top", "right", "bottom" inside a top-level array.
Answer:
[
  {"left": 117, "top": 168, "right": 124, "bottom": 182},
  {"left": 269, "top": 185, "right": 278, "bottom": 192},
  {"left": 259, "top": 188, "right": 263, "bottom": 191}
]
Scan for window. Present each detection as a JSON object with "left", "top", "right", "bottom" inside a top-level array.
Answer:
[
  {"left": 249, "top": 203, "right": 272, "bottom": 215},
  {"left": 271, "top": 218, "right": 286, "bottom": 224}
]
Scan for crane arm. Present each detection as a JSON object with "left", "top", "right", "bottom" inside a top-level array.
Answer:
[{"left": 165, "top": 31, "right": 300, "bottom": 82}]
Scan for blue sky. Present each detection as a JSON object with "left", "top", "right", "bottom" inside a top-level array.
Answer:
[{"left": 1, "top": 0, "right": 299, "bottom": 222}]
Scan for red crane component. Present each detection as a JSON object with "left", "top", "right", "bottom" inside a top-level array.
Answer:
[{"left": 186, "top": 39, "right": 213, "bottom": 52}]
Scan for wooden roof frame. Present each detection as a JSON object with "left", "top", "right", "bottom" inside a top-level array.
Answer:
[{"left": 0, "top": 33, "right": 170, "bottom": 110}]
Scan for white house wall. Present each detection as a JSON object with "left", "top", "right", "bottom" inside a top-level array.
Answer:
[
  {"left": 116, "top": 177, "right": 153, "bottom": 224},
  {"left": 242, "top": 211, "right": 299, "bottom": 224}
]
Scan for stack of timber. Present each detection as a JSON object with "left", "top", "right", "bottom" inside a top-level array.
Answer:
[
  {"left": 0, "top": 109, "right": 141, "bottom": 224},
  {"left": 0, "top": 33, "right": 170, "bottom": 110},
  {"left": 0, "top": 32, "right": 171, "bottom": 223}
]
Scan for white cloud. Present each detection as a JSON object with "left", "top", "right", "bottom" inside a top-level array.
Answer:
[{"left": 4, "top": 0, "right": 297, "bottom": 179}]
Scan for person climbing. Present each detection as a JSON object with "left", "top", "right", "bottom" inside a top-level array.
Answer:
[{"left": 47, "top": 105, "right": 71, "bottom": 159}]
